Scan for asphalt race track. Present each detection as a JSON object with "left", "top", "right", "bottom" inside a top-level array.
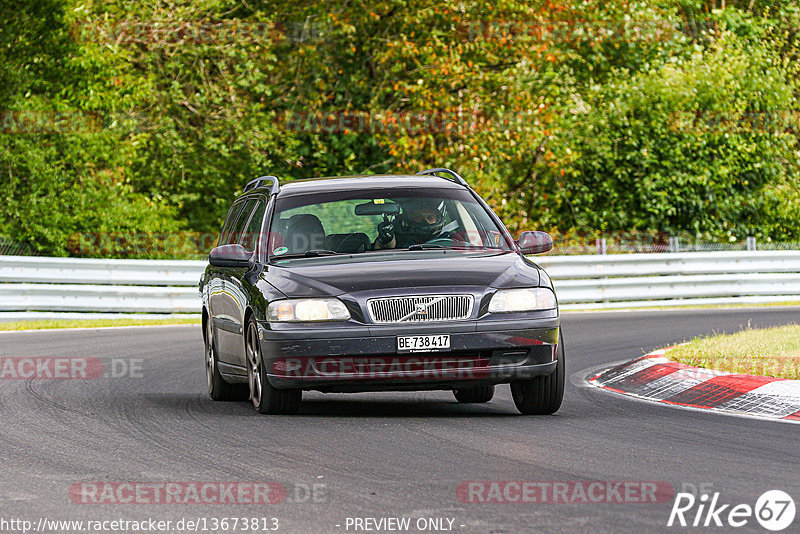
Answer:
[{"left": 0, "top": 308, "right": 798, "bottom": 534}]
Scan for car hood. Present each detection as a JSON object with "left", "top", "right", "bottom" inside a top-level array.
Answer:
[{"left": 264, "top": 251, "right": 541, "bottom": 297}]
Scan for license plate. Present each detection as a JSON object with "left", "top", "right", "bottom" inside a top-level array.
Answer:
[{"left": 397, "top": 334, "right": 450, "bottom": 352}]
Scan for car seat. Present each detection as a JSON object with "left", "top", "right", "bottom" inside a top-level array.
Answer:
[{"left": 284, "top": 214, "right": 326, "bottom": 254}]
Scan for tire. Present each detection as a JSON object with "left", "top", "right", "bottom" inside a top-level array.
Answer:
[
  {"left": 510, "top": 332, "right": 565, "bottom": 415},
  {"left": 245, "top": 318, "right": 302, "bottom": 414},
  {"left": 453, "top": 385, "right": 495, "bottom": 403},
  {"left": 205, "top": 318, "right": 248, "bottom": 401}
]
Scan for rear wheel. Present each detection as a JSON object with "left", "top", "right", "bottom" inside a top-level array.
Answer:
[
  {"left": 453, "top": 385, "right": 495, "bottom": 403},
  {"left": 205, "top": 318, "right": 248, "bottom": 401},
  {"left": 246, "top": 319, "right": 302, "bottom": 414},
  {"left": 510, "top": 332, "right": 565, "bottom": 415}
]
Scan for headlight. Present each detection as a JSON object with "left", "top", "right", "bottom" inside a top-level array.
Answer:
[
  {"left": 488, "top": 288, "right": 556, "bottom": 313},
  {"left": 267, "top": 298, "right": 351, "bottom": 322}
]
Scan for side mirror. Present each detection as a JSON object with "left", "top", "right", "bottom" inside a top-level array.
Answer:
[
  {"left": 209, "top": 244, "right": 253, "bottom": 268},
  {"left": 517, "top": 231, "right": 553, "bottom": 255}
]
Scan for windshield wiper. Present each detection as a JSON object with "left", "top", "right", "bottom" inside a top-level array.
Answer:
[
  {"left": 304, "top": 249, "right": 340, "bottom": 256},
  {"left": 406, "top": 244, "right": 447, "bottom": 251},
  {"left": 405, "top": 244, "right": 504, "bottom": 252},
  {"left": 271, "top": 249, "right": 340, "bottom": 260}
]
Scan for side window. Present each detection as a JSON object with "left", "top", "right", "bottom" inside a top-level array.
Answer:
[
  {"left": 226, "top": 199, "right": 258, "bottom": 245},
  {"left": 454, "top": 202, "right": 482, "bottom": 245},
  {"left": 218, "top": 202, "right": 244, "bottom": 246},
  {"left": 240, "top": 199, "right": 266, "bottom": 252},
  {"left": 277, "top": 199, "right": 385, "bottom": 240}
]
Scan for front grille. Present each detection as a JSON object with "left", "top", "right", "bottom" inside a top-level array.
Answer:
[{"left": 367, "top": 295, "right": 474, "bottom": 324}]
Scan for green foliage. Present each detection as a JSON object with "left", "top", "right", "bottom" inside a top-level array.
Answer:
[
  {"left": 558, "top": 31, "right": 799, "bottom": 239},
  {"left": 0, "top": 135, "right": 182, "bottom": 256},
  {"left": 1, "top": 0, "right": 800, "bottom": 257}
]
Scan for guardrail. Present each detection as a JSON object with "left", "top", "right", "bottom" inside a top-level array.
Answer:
[
  {"left": 536, "top": 251, "right": 800, "bottom": 309},
  {"left": 0, "top": 251, "right": 798, "bottom": 316},
  {"left": 0, "top": 256, "right": 204, "bottom": 315}
]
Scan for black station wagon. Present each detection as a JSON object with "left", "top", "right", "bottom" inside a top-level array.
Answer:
[{"left": 200, "top": 168, "right": 564, "bottom": 414}]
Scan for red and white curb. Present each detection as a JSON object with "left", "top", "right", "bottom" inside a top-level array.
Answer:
[{"left": 590, "top": 348, "right": 800, "bottom": 422}]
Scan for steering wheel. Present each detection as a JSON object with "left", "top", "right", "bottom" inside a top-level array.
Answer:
[{"left": 336, "top": 233, "right": 368, "bottom": 253}]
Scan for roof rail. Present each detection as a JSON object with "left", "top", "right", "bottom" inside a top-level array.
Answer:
[
  {"left": 416, "top": 168, "right": 469, "bottom": 188},
  {"left": 243, "top": 175, "right": 279, "bottom": 194}
]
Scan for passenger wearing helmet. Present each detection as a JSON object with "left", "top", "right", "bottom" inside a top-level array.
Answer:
[{"left": 374, "top": 198, "right": 446, "bottom": 249}]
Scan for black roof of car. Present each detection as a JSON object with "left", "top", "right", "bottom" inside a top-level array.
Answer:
[{"left": 241, "top": 173, "right": 467, "bottom": 198}]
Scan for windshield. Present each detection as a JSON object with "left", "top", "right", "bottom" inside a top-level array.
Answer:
[{"left": 267, "top": 187, "right": 513, "bottom": 259}]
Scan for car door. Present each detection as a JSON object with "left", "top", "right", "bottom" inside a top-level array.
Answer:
[
  {"left": 207, "top": 199, "right": 244, "bottom": 352},
  {"left": 212, "top": 198, "right": 258, "bottom": 367},
  {"left": 223, "top": 197, "right": 268, "bottom": 368}
]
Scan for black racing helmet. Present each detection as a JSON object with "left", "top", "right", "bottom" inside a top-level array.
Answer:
[{"left": 397, "top": 197, "right": 445, "bottom": 240}]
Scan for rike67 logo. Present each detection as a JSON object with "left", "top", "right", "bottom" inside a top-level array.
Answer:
[{"left": 668, "top": 489, "right": 795, "bottom": 531}]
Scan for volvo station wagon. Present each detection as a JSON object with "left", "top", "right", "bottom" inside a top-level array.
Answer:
[{"left": 200, "top": 168, "right": 564, "bottom": 414}]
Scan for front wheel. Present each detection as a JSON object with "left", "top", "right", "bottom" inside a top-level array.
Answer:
[
  {"left": 205, "top": 318, "right": 248, "bottom": 401},
  {"left": 246, "top": 319, "right": 302, "bottom": 414},
  {"left": 510, "top": 332, "right": 565, "bottom": 415}
]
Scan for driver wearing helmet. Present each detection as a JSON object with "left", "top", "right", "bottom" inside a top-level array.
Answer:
[{"left": 374, "top": 198, "right": 445, "bottom": 249}]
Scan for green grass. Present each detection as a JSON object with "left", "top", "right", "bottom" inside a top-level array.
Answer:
[
  {"left": 0, "top": 318, "right": 201, "bottom": 331},
  {"left": 667, "top": 324, "right": 800, "bottom": 380}
]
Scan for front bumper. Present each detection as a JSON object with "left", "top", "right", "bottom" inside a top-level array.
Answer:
[{"left": 258, "top": 317, "right": 559, "bottom": 392}]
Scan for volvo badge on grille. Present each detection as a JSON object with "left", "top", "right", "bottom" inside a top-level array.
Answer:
[{"left": 367, "top": 295, "right": 473, "bottom": 323}]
